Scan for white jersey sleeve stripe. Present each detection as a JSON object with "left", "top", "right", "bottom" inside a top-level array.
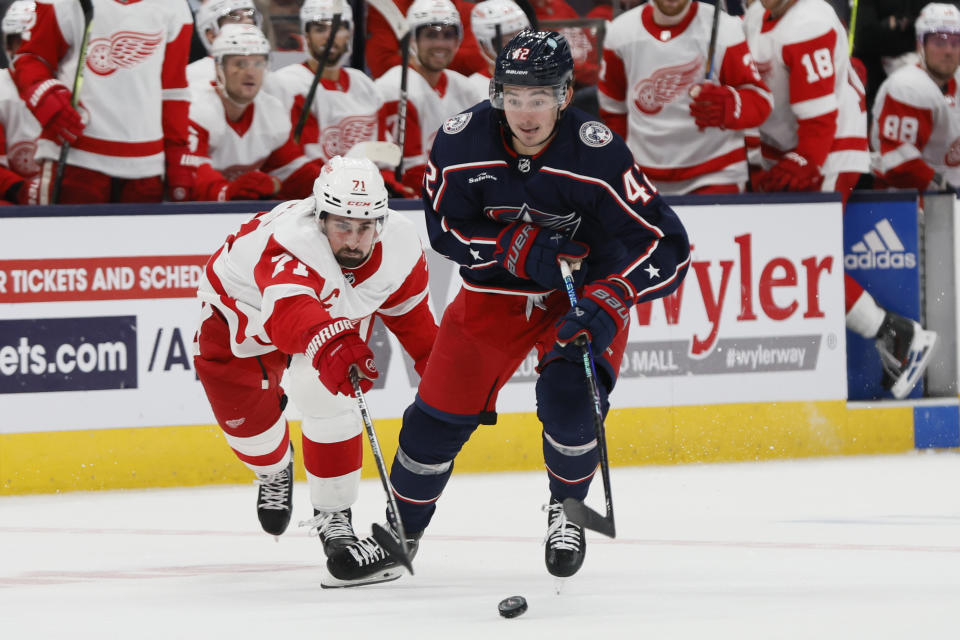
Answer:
[
  {"left": 378, "top": 286, "right": 428, "bottom": 316},
  {"left": 792, "top": 93, "right": 838, "bottom": 120}
]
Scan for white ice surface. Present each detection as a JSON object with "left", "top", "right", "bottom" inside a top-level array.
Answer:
[{"left": 3, "top": 452, "right": 960, "bottom": 639}]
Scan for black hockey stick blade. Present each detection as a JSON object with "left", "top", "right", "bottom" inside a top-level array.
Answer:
[
  {"left": 562, "top": 498, "right": 615, "bottom": 538},
  {"left": 371, "top": 522, "right": 415, "bottom": 575}
]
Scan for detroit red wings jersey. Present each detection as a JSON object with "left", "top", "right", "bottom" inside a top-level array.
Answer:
[
  {"left": 186, "top": 56, "right": 216, "bottom": 90},
  {"left": 871, "top": 64, "right": 960, "bottom": 188},
  {"left": 375, "top": 66, "right": 484, "bottom": 187},
  {"left": 599, "top": 1, "right": 771, "bottom": 194},
  {"left": 744, "top": 0, "right": 869, "bottom": 177},
  {"left": 0, "top": 69, "right": 41, "bottom": 179},
  {"left": 189, "top": 82, "right": 307, "bottom": 185},
  {"left": 264, "top": 65, "right": 382, "bottom": 164},
  {"left": 13, "top": 0, "right": 193, "bottom": 178},
  {"left": 198, "top": 198, "right": 434, "bottom": 359}
]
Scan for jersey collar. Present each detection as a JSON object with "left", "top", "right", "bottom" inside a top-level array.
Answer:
[
  {"left": 641, "top": 2, "right": 699, "bottom": 42},
  {"left": 227, "top": 101, "right": 256, "bottom": 136},
  {"left": 341, "top": 241, "right": 383, "bottom": 285}
]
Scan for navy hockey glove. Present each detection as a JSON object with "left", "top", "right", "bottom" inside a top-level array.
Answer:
[
  {"left": 306, "top": 318, "right": 378, "bottom": 397},
  {"left": 554, "top": 281, "right": 631, "bottom": 361},
  {"left": 494, "top": 222, "right": 589, "bottom": 290}
]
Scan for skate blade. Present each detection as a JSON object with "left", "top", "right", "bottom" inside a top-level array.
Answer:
[
  {"left": 554, "top": 577, "right": 566, "bottom": 595},
  {"left": 320, "top": 566, "right": 404, "bottom": 589},
  {"left": 891, "top": 329, "right": 937, "bottom": 399}
]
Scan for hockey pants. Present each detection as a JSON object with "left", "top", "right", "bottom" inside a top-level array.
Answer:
[
  {"left": 193, "top": 306, "right": 363, "bottom": 511},
  {"left": 387, "top": 287, "right": 625, "bottom": 534}
]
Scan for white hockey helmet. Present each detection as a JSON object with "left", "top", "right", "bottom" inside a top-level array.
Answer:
[
  {"left": 300, "top": 0, "right": 354, "bottom": 34},
  {"left": 313, "top": 156, "right": 390, "bottom": 225},
  {"left": 917, "top": 3, "right": 960, "bottom": 40},
  {"left": 211, "top": 23, "right": 271, "bottom": 66},
  {"left": 2, "top": 0, "right": 35, "bottom": 38},
  {"left": 407, "top": 0, "right": 462, "bottom": 41},
  {"left": 300, "top": 0, "right": 353, "bottom": 67},
  {"left": 196, "top": 0, "right": 261, "bottom": 53},
  {"left": 471, "top": 0, "right": 530, "bottom": 57}
]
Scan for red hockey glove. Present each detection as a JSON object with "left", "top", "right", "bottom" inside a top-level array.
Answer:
[
  {"left": 306, "top": 318, "right": 378, "bottom": 397},
  {"left": 494, "top": 222, "right": 589, "bottom": 290},
  {"left": 756, "top": 152, "right": 822, "bottom": 192},
  {"left": 381, "top": 168, "right": 417, "bottom": 198},
  {"left": 220, "top": 171, "right": 280, "bottom": 201},
  {"left": 554, "top": 281, "right": 631, "bottom": 361},
  {"left": 165, "top": 148, "right": 201, "bottom": 202},
  {"left": 688, "top": 83, "right": 739, "bottom": 130},
  {"left": 26, "top": 80, "right": 84, "bottom": 144}
]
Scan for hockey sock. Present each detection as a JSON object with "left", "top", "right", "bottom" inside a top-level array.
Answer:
[
  {"left": 536, "top": 360, "right": 609, "bottom": 501},
  {"left": 845, "top": 278, "right": 886, "bottom": 338},
  {"left": 389, "top": 403, "right": 478, "bottom": 533}
]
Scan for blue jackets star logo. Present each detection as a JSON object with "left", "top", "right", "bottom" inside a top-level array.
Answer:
[{"left": 484, "top": 203, "right": 581, "bottom": 236}]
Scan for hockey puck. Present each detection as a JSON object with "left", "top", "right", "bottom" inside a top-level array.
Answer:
[{"left": 498, "top": 595, "right": 527, "bottom": 618}]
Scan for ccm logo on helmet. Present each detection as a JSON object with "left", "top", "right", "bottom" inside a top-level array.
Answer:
[{"left": 347, "top": 200, "right": 373, "bottom": 206}]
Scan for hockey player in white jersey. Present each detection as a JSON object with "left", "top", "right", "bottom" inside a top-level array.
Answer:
[
  {"left": 262, "top": 0, "right": 409, "bottom": 195},
  {"left": 187, "top": 0, "right": 261, "bottom": 90},
  {"left": 599, "top": 0, "right": 772, "bottom": 194},
  {"left": 375, "top": 0, "right": 485, "bottom": 193},
  {"left": 189, "top": 24, "right": 320, "bottom": 201},
  {"left": 11, "top": 0, "right": 196, "bottom": 203},
  {"left": 467, "top": 0, "right": 530, "bottom": 99},
  {"left": 872, "top": 3, "right": 960, "bottom": 190},
  {"left": 746, "top": 0, "right": 936, "bottom": 400},
  {"left": 194, "top": 157, "right": 438, "bottom": 568},
  {"left": 0, "top": 0, "right": 40, "bottom": 204}
]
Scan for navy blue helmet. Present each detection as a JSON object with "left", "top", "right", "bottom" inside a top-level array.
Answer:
[{"left": 490, "top": 29, "right": 574, "bottom": 109}]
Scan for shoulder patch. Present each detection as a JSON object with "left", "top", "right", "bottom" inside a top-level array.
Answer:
[
  {"left": 443, "top": 112, "right": 472, "bottom": 134},
  {"left": 579, "top": 121, "right": 613, "bottom": 148}
]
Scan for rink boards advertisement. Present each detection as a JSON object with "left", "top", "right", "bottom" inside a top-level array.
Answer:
[{"left": 0, "top": 200, "right": 847, "bottom": 434}]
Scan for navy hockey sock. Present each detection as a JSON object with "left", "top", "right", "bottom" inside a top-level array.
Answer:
[
  {"left": 389, "top": 403, "right": 478, "bottom": 533},
  {"left": 536, "top": 360, "right": 610, "bottom": 501}
]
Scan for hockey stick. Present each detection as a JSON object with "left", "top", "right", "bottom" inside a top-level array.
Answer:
[
  {"left": 52, "top": 0, "right": 94, "bottom": 204},
  {"left": 704, "top": 0, "right": 724, "bottom": 81},
  {"left": 847, "top": 0, "right": 859, "bottom": 55},
  {"left": 557, "top": 260, "right": 616, "bottom": 539},
  {"left": 350, "top": 368, "right": 415, "bottom": 575},
  {"left": 293, "top": 0, "right": 344, "bottom": 145},
  {"left": 394, "top": 30, "right": 411, "bottom": 183}
]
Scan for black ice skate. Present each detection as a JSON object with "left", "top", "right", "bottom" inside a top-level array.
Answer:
[
  {"left": 299, "top": 508, "right": 358, "bottom": 557},
  {"left": 322, "top": 525, "right": 420, "bottom": 588},
  {"left": 255, "top": 445, "right": 294, "bottom": 536},
  {"left": 875, "top": 312, "right": 937, "bottom": 400},
  {"left": 544, "top": 497, "right": 586, "bottom": 578}
]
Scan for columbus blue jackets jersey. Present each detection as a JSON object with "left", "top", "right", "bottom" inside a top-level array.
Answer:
[{"left": 422, "top": 102, "right": 690, "bottom": 303}]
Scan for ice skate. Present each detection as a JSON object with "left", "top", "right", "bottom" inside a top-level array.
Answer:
[
  {"left": 322, "top": 524, "right": 420, "bottom": 588},
  {"left": 544, "top": 497, "right": 586, "bottom": 578},
  {"left": 875, "top": 312, "right": 937, "bottom": 399},
  {"left": 255, "top": 445, "right": 294, "bottom": 537},
  {"left": 299, "top": 508, "right": 358, "bottom": 557}
]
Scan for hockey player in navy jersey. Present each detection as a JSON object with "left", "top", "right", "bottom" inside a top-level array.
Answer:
[{"left": 323, "top": 30, "right": 691, "bottom": 588}]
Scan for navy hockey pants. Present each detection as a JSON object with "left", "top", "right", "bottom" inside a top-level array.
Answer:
[{"left": 389, "top": 287, "right": 626, "bottom": 534}]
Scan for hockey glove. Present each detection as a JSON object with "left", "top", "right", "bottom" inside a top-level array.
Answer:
[
  {"left": 554, "top": 281, "right": 631, "bottom": 361},
  {"left": 494, "top": 222, "right": 589, "bottom": 290},
  {"left": 165, "top": 148, "right": 201, "bottom": 202},
  {"left": 756, "top": 152, "right": 822, "bottom": 192},
  {"left": 26, "top": 80, "right": 84, "bottom": 145},
  {"left": 689, "top": 83, "right": 740, "bottom": 130},
  {"left": 221, "top": 171, "right": 280, "bottom": 201},
  {"left": 307, "top": 318, "right": 378, "bottom": 397}
]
